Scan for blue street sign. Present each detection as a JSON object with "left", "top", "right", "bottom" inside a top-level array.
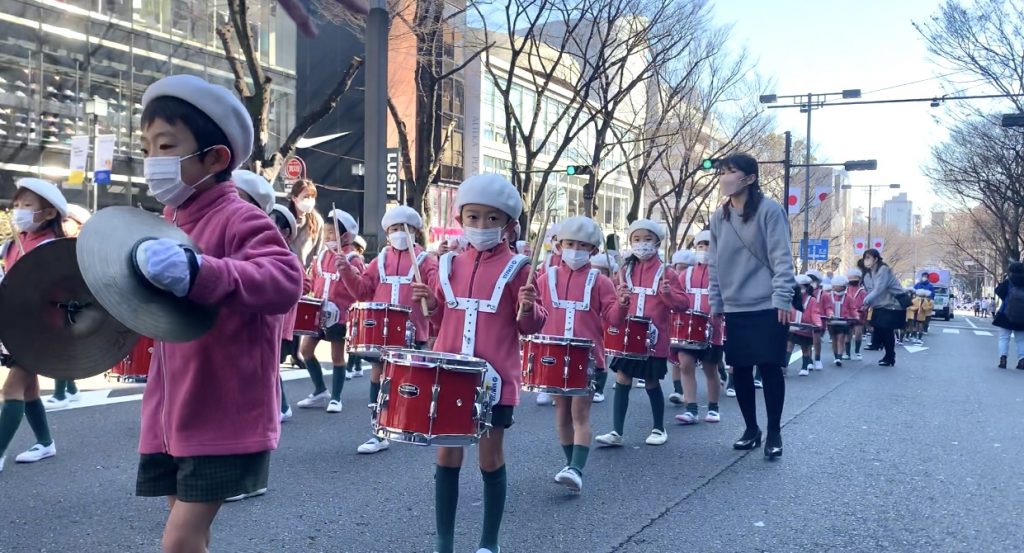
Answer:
[
  {"left": 801, "top": 238, "right": 829, "bottom": 261},
  {"left": 94, "top": 170, "right": 111, "bottom": 185}
]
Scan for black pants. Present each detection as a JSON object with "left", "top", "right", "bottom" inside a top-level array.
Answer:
[
  {"left": 732, "top": 365, "right": 785, "bottom": 436},
  {"left": 875, "top": 327, "right": 896, "bottom": 363}
]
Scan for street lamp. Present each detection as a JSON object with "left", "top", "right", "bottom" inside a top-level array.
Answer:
[
  {"left": 841, "top": 182, "right": 900, "bottom": 249},
  {"left": 84, "top": 97, "right": 108, "bottom": 213},
  {"left": 760, "top": 88, "right": 862, "bottom": 272}
]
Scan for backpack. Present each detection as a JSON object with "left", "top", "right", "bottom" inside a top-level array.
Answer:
[{"left": 1005, "top": 284, "right": 1024, "bottom": 325}]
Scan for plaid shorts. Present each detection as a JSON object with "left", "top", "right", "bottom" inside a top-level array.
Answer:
[{"left": 136, "top": 451, "right": 270, "bottom": 503}]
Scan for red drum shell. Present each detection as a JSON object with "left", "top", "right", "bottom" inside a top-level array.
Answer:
[
  {"left": 604, "top": 316, "right": 653, "bottom": 360},
  {"left": 670, "top": 311, "right": 711, "bottom": 350},
  {"left": 348, "top": 302, "right": 414, "bottom": 358},
  {"left": 521, "top": 335, "right": 594, "bottom": 395}
]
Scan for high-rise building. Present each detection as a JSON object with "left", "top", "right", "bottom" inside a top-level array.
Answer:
[{"left": 882, "top": 192, "right": 913, "bottom": 234}]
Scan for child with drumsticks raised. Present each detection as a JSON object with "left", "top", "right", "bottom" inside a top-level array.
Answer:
[{"left": 409, "top": 173, "right": 546, "bottom": 553}]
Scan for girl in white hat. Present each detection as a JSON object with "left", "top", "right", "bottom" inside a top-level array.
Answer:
[
  {"left": 0, "top": 178, "right": 69, "bottom": 473},
  {"left": 846, "top": 268, "right": 867, "bottom": 359},
  {"left": 788, "top": 276, "right": 823, "bottom": 376}
]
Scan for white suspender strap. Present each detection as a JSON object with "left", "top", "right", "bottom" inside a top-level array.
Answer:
[
  {"left": 439, "top": 253, "right": 528, "bottom": 355},
  {"left": 625, "top": 262, "right": 665, "bottom": 318},
  {"left": 547, "top": 268, "right": 598, "bottom": 338},
  {"left": 379, "top": 249, "right": 428, "bottom": 304}
]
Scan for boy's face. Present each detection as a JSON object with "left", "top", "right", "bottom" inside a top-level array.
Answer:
[
  {"left": 324, "top": 224, "right": 338, "bottom": 243},
  {"left": 141, "top": 117, "right": 231, "bottom": 191},
  {"left": 559, "top": 239, "right": 595, "bottom": 254},
  {"left": 386, "top": 223, "right": 419, "bottom": 238},
  {"left": 458, "top": 204, "right": 512, "bottom": 230}
]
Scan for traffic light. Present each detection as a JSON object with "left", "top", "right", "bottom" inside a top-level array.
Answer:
[
  {"left": 843, "top": 159, "right": 878, "bottom": 171},
  {"left": 566, "top": 165, "right": 593, "bottom": 176},
  {"left": 700, "top": 158, "right": 719, "bottom": 171}
]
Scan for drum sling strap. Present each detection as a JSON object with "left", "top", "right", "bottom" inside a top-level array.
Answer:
[
  {"left": 793, "top": 295, "right": 813, "bottom": 325},
  {"left": 378, "top": 248, "right": 429, "bottom": 304},
  {"left": 439, "top": 252, "right": 528, "bottom": 356},
  {"left": 685, "top": 265, "right": 709, "bottom": 313},
  {"left": 316, "top": 249, "right": 354, "bottom": 302},
  {"left": 624, "top": 262, "right": 665, "bottom": 318},
  {"left": 547, "top": 268, "right": 598, "bottom": 338}
]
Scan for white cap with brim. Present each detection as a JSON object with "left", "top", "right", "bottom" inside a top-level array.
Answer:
[
  {"left": 16, "top": 178, "right": 68, "bottom": 217},
  {"left": 232, "top": 170, "right": 275, "bottom": 214},
  {"left": 807, "top": 269, "right": 824, "bottom": 281},
  {"left": 695, "top": 230, "right": 711, "bottom": 244},
  {"left": 796, "top": 274, "right": 812, "bottom": 285},
  {"left": 831, "top": 275, "right": 849, "bottom": 287},
  {"left": 846, "top": 268, "right": 863, "bottom": 278},
  {"left": 382, "top": 205, "right": 423, "bottom": 231},
  {"left": 454, "top": 173, "right": 523, "bottom": 220},
  {"left": 271, "top": 204, "right": 297, "bottom": 238},
  {"left": 328, "top": 209, "right": 359, "bottom": 235},
  {"left": 354, "top": 235, "right": 367, "bottom": 249},
  {"left": 627, "top": 219, "right": 665, "bottom": 242},
  {"left": 590, "top": 254, "right": 618, "bottom": 272},
  {"left": 556, "top": 216, "right": 603, "bottom": 248},
  {"left": 64, "top": 204, "right": 91, "bottom": 224},
  {"left": 141, "top": 74, "right": 254, "bottom": 170}
]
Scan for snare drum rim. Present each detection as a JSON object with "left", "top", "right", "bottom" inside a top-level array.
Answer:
[
  {"left": 351, "top": 301, "right": 412, "bottom": 313},
  {"left": 381, "top": 348, "right": 489, "bottom": 373},
  {"left": 297, "top": 296, "right": 324, "bottom": 306},
  {"left": 625, "top": 316, "right": 653, "bottom": 324},
  {"left": 523, "top": 334, "right": 595, "bottom": 348}
]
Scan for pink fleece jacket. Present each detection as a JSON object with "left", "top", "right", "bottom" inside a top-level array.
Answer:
[
  {"left": 428, "top": 243, "right": 547, "bottom": 406},
  {"left": 847, "top": 284, "right": 868, "bottom": 323},
  {"left": 139, "top": 183, "right": 304, "bottom": 457},
  {"left": 535, "top": 262, "right": 628, "bottom": 369},
  {"left": 3, "top": 228, "right": 58, "bottom": 268},
  {"left": 311, "top": 245, "right": 365, "bottom": 325},
  {"left": 340, "top": 245, "right": 438, "bottom": 343},
  {"left": 821, "top": 290, "right": 858, "bottom": 320},
  {"left": 789, "top": 294, "right": 823, "bottom": 338},
  {"left": 617, "top": 257, "right": 689, "bottom": 358}
]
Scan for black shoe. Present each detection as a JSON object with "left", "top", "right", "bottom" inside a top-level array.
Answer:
[
  {"left": 764, "top": 433, "right": 783, "bottom": 460},
  {"left": 999, "top": 356, "right": 1007, "bottom": 369},
  {"left": 864, "top": 346, "right": 882, "bottom": 351},
  {"left": 878, "top": 359, "right": 894, "bottom": 367},
  {"left": 733, "top": 428, "right": 762, "bottom": 450},
  {"left": 1017, "top": 359, "right": 1024, "bottom": 371}
]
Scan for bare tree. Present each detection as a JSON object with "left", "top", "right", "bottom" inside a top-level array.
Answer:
[{"left": 217, "top": 0, "right": 363, "bottom": 183}]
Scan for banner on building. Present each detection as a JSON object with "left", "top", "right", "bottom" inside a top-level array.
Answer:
[
  {"left": 94, "top": 134, "right": 116, "bottom": 185},
  {"left": 852, "top": 237, "right": 866, "bottom": 255},
  {"left": 385, "top": 148, "right": 401, "bottom": 201},
  {"left": 68, "top": 135, "right": 89, "bottom": 187},
  {"left": 871, "top": 238, "right": 884, "bottom": 251},
  {"left": 787, "top": 187, "right": 801, "bottom": 215},
  {"left": 813, "top": 185, "right": 830, "bottom": 206}
]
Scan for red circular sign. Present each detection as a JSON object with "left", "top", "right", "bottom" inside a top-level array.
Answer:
[
  {"left": 873, "top": 241, "right": 882, "bottom": 248},
  {"left": 788, "top": 195, "right": 798, "bottom": 206},
  {"left": 855, "top": 241, "right": 864, "bottom": 248},
  {"left": 284, "top": 157, "right": 305, "bottom": 180},
  {"left": 928, "top": 272, "right": 940, "bottom": 283},
  {"left": 817, "top": 192, "right": 828, "bottom": 202}
]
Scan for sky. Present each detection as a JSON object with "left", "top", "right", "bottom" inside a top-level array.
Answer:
[{"left": 710, "top": 0, "right": 1007, "bottom": 224}]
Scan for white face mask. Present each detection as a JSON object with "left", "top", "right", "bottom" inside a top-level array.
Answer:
[
  {"left": 463, "top": 226, "right": 504, "bottom": 251},
  {"left": 325, "top": 240, "right": 339, "bottom": 252},
  {"left": 694, "top": 251, "right": 707, "bottom": 264},
  {"left": 389, "top": 231, "right": 411, "bottom": 251},
  {"left": 12, "top": 208, "right": 42, "bottom": 232},
  {"left": 632, "top": 242, "right": 658, "bottom": 261},
  {"left": 144, "top": 149, "right": 214, "bottom": 208},
  {"left": 297, "top": 198, "right": 315, "bottom": 214},
  {"left": 722, "top": 171, "right": 752, "bottom": 196},
  {"left": 562, "top": 249, "right": 591, "bottom": 270}
]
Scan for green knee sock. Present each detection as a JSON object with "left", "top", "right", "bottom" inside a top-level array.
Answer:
[
  {"left": 845, "top": 341, "right": 852, "bottom": 356},
  {"left": 685, "top": 402, "right": 699, "bottom": 415},
  {"left": 595, "top": 370, "right": 608, "bottom": 392},
  {"left": 855, "top": 338, "right": 862, "bottom": 353},
  {"left": 803, "top": 357, "right": 812, "bottom": 370},
  {"left": 330, "top": 365, "right": 344, "bottom": 401},
  {"left": 612, "top": 382, "right": 631, "bottom": 435},
  {"left": 672, "top": 379, "right": 683, "bottom": 395},
  {"left": 646, "top": 384, "right": 665, "bottom": 431},
  {"left": 305, "top": 357, "right": 327, "bottom": 394},
  {"left": 370, "top": 381, "right": 381, "bottom": 405},
  {"left": 434, "top": 465, "right": 460, "bottom": 553},
  {"left": 67, "top": 380, "right": 78, "bottom": 395},
  {"left": 561, "top": 443, "right": 573, "bottom": 464},
  {"left": 53, "top": 380, "right": 67, "bottom": 401},
  {"left": 279, "top": 378, "right": 289, "bottom": 413},
  {"left": 479, "top": 465, "right": 507, "bottom": 552},
  {"left": 0, "top": 400, "right": 26, "bottom": 456},
  {"left": 24, "top": 399, "right": 52, "bottom": 447},
  {"left": 570, "top": 445, "right": 590, "bottom": 473}
]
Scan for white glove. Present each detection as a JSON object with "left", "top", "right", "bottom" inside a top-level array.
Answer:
[
  {"left": 135, "top": 238, "right": 202, "bottom": 298},
  {"left": 322, "top": 301, "right": 341, "bottom": 328}
]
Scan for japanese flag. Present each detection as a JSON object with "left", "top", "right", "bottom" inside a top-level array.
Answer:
[
  {"left": 871, "top": 238, "right": 885, "bottom": 251},
  {"left": 813, "top": 186, "right": 830, "bottom": 206},
  {"left": 787, "top": 187, "right": 801, "bottom": 215},
  {"left": 853, "top": 238, "right": 866, "bottom": 255}
]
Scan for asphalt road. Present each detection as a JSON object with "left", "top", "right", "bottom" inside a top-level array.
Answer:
[{"left": 1, "top": 312, "right": 1020, "bottom": 553}]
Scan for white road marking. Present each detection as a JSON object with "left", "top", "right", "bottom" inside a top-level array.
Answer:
[
  {"left": 974, "top": 330, "right": 993, "bottom": 336},
  {"left": 903, "top": 345, "right": 929, "bottom": 353},
  {"left": 788, "top": 350, "right": 802, "bottom": 366},
  {"left": 943, "top": 328, "right": 960, "bottom": 334},
  {"left": 966, "top": 317, "right": 978, "bottom": 329}
]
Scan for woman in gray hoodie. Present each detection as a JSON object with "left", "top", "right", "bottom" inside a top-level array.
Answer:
[{"left": 861, "top": 248, "right": 905, "bottom": 366}]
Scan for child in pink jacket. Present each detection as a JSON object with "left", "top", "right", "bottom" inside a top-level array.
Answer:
[
  {"left": 133, "top": 75, "right": 304, "bottom": 552},
  {"left": 410, "top": 173, "right": 545, "bottom": 553},
  {"left": 338, "top": 205, "right": 439, "bottom": 455},
  {"left": 823, "top": 275, "right": 857, "bottom": 367},
  {"left": 534, "top": 216, "right": 630, "bottom": 494},
  {"left": 595, "top": 219, "right": 689, "bottom": 448},
  {"left": 788, "top": 275, "right": 823, "bottom": 376}
]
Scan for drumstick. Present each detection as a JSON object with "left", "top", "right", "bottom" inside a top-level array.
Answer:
[
  {"left": 517, "top": 210, "right": 552, "bottom": 320},
  {"left": 441, "top": 194, "right": 450, "bottom": 249},
  {"left": 404, "top": 222, "right": 430, "bottom": 316},
  {"left": 331, "top": 202, "right": 343, "bottom": 251}
]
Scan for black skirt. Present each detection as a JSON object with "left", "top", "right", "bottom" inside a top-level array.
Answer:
[
  {"left": 724, "top": 309, "right": 788, "bottom": 367},
  {"left": 609, "top": 356, "right": 668, "bottom": 381}
]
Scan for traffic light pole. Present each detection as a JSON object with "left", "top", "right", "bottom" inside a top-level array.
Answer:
[
  {"left": 802, "top": 93, "right": 812, "bottom": 273},
  {"left": 782, "top": 130, "right": 792, "bottom": 208}
]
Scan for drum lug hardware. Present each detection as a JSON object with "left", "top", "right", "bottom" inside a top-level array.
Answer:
[
  {"left": 525, "top": 352, "right": 534, "bottom": 376},
  {"left": 428, "top": 384, "right": 440, "bottom": 419}
]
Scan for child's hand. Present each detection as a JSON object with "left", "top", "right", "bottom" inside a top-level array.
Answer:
[
  {"left": 410, "top": 282, "right": 437, "bottom": 310},
  {"left": 518, "top": 284, "right": 538, "bottom": 313}
]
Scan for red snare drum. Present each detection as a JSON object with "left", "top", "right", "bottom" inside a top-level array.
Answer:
[
  {"left": 670, "top": 311, "right": 711, "bottom": 350},
  {"left": 107, "top": 336, "right": 153, "bottom": 383},
  {"left": 604, "top": 316, "right": 656, "bottom": 360},
  {"left": 293, "top": 297, "right": 324, "bottom": 336},
  {"left": 827, "top": 318, "right": 854, "bottom": 329},
  {"left": 521, "top": 335, "right": 594, "bottom": 396},
  {"left": 347, "top": 302, "right": 414, "bottom": 358},
  {"left": 373, "top": 349, "right": 492, "bottom": 446},
  {"left": 788, "top": 322, "right": 819, "bottom": 334}
]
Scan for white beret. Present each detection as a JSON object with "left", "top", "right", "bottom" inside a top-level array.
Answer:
[
  {"left": 232, "top": 170, "right": 275, "bottom": 214},
  {"left": 16, "top": 178, "right": 68, "bottom": 217},
  {"left": 454, "top": 173, "right": 522, "bottom": 220},
  {"left": 831, "top": 275, "right": 848, "bottom": 287},
  {"left": 142, "top": 74, "right": 253, "bottom": 170},
  {"left": 671, "top": 250, "right": 697, "bottom": 265},
  {"left": 846, "top": 268, "right": 863, "bottom": 278},
  {"left": 796, "top": 274, "right": 812, "bottom": 285},
  {"left": 915, "top": 288, "right": 930, "bottom": 296},
  {"left": 515, "top": 240, "right": 528, "bottom": 254},
  {"left": 354, "top": 235, "right": 367, "bottom": 249},
  {"left": 382, "top": 205, "right": 423, "bottom": 230},
  {"left": 270, "top": 204, "right": 297, "bottom": 238},
  {"left": 694, "top": 230, "right": 711, "bottom": 244},
  {"left": 64, "top": 204, "right": 91, "bottom": 224},
  {"left": 806, "top": 269, "right": 824, "bottom": 281},
  {"left": 627, "top": 219, "right": 665, "bottom": 241},
  {"left": 556, "top": 216, "right": 602, "bottom": 247},
  {"left": 549, "top": 222, "right": 561, "bottom": 239},
  {"left": 509, "top": 220, "right": 521, "bottom": 240},
  {"left": 590, "top": 253, "right": 618, "bottom": 272},
  {"left": 327, "top": 209, "right": 359, "bottom": 235},
  {"left": 822, "top": 283, "right": 833, "bottom": 291}
]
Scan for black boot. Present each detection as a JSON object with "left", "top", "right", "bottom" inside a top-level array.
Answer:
[
  {"left": 999, "top": 356, "right": 1007, "bottom": 369},
  {"left": 764, "top": 432, "right": 783, "bottom": 460},
  {"left": 733, "top": 427, "right": 762, "bottom": 450}
]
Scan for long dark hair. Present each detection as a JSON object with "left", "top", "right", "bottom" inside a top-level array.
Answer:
[
  {"left": 719, "top": 153, "right": 763, "bottom": 224},
  {"left": 862, "top": 248, "right": 886, "bottom": 272}
]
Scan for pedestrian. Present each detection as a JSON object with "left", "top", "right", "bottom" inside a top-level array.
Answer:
[
  {"left": 534, "top": 216, "right": 629, "bottom": 492},
  {"left": 589, "top": 252, "right": 620, "bottom": 403},
  {"left": 902, "top": 289, "right": 919, "bottom": 344},
  {"left": 823, "top": 275, "right": 855, "bottom": 365},
  {"left": 269, "top": 203, "right": 303, "bottom": 424},
  {"left": 806, "top": 269, "right": 826, "bottom": 369},
  {"left": 668, "top": 248, "right": 696, "bottom": 405},
  {"left": 409, "top": 173, "right": 547, "bottom": 553},
  {"left": 132, "top": 75, "right": 304, "bottom": 551},
  {"left": 0, "top": 178, "right": 68, "bottom": 473},
  {"left": 286, "top": 178, "right": 325, "bottom": 269},
  {"left": 338, "top": 205, "right": 439, "bottom": 454},
  {"left": 594, "top": 218, "right": 689, "bottom": 448},
  {"left": 994, "top": 263, "right": 1024, "bottom": 369},
  {"left": 845, "top": 268, "right": 867, "bottom": 360},
  {"left": 295, "top": 209, "right": 362, "bottom": 413},
  {"left": 707, "top": 152, "right": 796, "bottom": 460},
  {"left": 788, "top": 275, "right": 823, "bottom": 376},
  {"left": 860, "top": 249, "right": 905, "bottom": 366},
  {"left": 913, "top": 272, "right": 936, "bottom": 298},
  {"left": 346, "top": 235, "right": 368, "bottom": 379},
  {"left": 534, "top": 223, "right": 564, "bottom": 407}
]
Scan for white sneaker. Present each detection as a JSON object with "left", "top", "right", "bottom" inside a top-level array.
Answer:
[
  {"left": 325, "top": 400, "right": 343, "bottom": 413},
  {"left": 798, "top": 368, "right": 810, "bottom": 376},
  {"left": 645, "top": 429, "right": 667, "bottom": 446},
  {"left": 725, "top": 387, "right": 736, "bottom": 397},
  {"left": 634, "top": 379, "right": 646, "bottom": 388},
  {"left": 66, "top": 391, "right": 81, "bottom": 402},
  {"left": 554, "top": 466, "right": 582, "bottom": 492},
  {"left": 15, "top": 442, "right": 56, "bottom": 463},
  {"left": 834, "top": 359, "right": 841, "bottom": 366},
  {"left": 536, "top": 392, "right": 553, "bottom": 406},
  {"left": 704, "top": 410, "right": 721, "bottom": 423},
  {"left": 855, "top": 353, "right": 863, "bottom": 360},
  {"left": 592, "top": 392, "right": 605, "bottom": 403},
  {"left": 357, "top": 437, "right": 390, "bottom": 454},
  {"left": 345, "top": 369, "right": 354, "bottom": 380},
  {"left": 44, "top": 396, "right": 69, "bottom": 410},
  {"left": 353, "top": 368, "right": 364, "bottom": 378},
  {"left": 814, "top": 360, "right": 823, "bottom": 370},
  {"left": 279, "top": 406, "right": 293, "bottom": 423},
  {"left": 595, "top": 431, "right": 624, "bottom": 447},
  {"left": 668, "top": 392, "right": 683, "bottom": 404},
  {"left": 224, "top": 487, "right": 268, "bottom": 503},
  {"left": 674, "top": 411, "right": 698, "bottom": 425},
  {"left": 297, "top": 391, "right": 330, "bottom": 408}
]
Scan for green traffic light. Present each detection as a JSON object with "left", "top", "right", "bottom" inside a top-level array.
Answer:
[
  {"left": 701, "top": 159, "right": 713, "bottom": 170},
  {"left": 567, "top": 166, "right": 576, "bottom": 175}
]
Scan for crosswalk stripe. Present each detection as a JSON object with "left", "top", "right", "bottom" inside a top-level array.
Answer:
[
  {"left": 943, "top": 328, "right": 960, "bottom": 334},
  {"left": 974, "top": 330, "right": 993, "bottom": 336}
]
